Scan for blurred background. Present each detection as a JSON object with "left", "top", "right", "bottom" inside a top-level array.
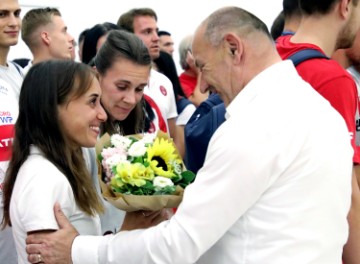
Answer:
[{"left": 11, "top": 0, "right": 283, "bottom": 71}]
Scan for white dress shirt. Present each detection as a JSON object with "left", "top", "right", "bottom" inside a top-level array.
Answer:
[{"left": 72, "top": 60, "right": 353, "bottom": 264}]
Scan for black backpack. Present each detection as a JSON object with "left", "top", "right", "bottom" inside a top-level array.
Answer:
[{"left": 184, "top": 94, "right": 226, "bottom": 174}]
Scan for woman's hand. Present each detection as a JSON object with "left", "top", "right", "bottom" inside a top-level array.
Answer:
[{"left": 120, "top": 208, "right": 174, "bottom": 231}]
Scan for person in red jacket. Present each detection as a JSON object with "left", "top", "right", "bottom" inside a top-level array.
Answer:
[{"left": 276, "top": 0, "right": 360, "bottom": 263}]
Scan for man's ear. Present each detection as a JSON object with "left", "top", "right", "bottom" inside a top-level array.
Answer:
[
  {"left": 224, "top": 33, "right": 243, "bottom": 63},
  {"left": 339, "top": 0, "right": 351, "bottom": 20},
  {"left": 40, "top": 31, "right": 51, "bottom": 45}
]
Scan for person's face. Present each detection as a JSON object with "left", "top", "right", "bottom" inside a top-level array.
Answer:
[
  {"left": 159, "top": 35, "right": 174, "bottom": 56},
  {"left": 99, "top": 58, "right": 150, "bottom": 121},
  {"left": 58, "top": 77, "right": 107, "bottom": 148},
  {"left": 96, "top": 34, "right": 107, "bottom": 52},
  {"left": 0, "top": 0, "right": 21, "bottom": 49},
  {"left": 192, "top": 26, "right": 236, "bottom": 106},
  {"left": 70, "top": 40, "right": 76, "bottom": 60},
  {"left": 337, "top": 1, "right": 360, "bottom": 49},
  {"left": 133, "top": 15, "right": 159, "bottom": 60},
  {"left": 346, "top": 29, "right": 360, "bottom": 66},
  {"left": 47, "top": 15, "right": 74, "bottom": 60},
  {"left": 185, "top": 50, "right": 198, "bottom": 74},
  {"left": 78, "top": 38, "right": 84, "bottom": 61}
]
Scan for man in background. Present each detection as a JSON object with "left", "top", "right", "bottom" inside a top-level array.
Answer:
[
  {"left": 118, "top": 8, "right": 178, "bottom": 144},
  {"left": 21, "top": 7, "right": 74, "bottom": 73},
  {"left": 178, "top": 34, "right": 208, "bottom": 107},
  {"left": 158, "top": 30, "right": 174, "bottom": 56}
]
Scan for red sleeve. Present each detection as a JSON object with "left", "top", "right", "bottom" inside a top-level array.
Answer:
[
  {"left": 317, "top": 76, "right": 360, "bottom": 164},
  {"left": 179, "top": 75, "right": 195, "bottom": 98}
]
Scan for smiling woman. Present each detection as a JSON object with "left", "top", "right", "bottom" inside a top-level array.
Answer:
[{"left": 1, "top": 60, "right": 107, "bottom": 264}]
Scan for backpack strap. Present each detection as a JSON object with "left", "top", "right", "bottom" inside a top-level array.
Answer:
[
  {"left": 176, "top": 97, "right": 192, "bottom": 113},
  {"left": 287, "top": 48, "right": 329, "bottom": 67},
  {"left": 281, "top": 31, "right": 295, "bottom": 36},
  {"left": 205, "top": 93, "right": 223, "bottom": 108}
]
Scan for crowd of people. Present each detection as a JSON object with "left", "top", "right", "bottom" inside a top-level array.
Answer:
[{"left": 1, "top": 0, "right": 360, "bottom": 263}]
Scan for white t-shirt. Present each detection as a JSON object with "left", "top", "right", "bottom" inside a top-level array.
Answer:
[
  {"left": 145, "top": 69, "right": 178, "bottom": 131},
  {"left": 176, "top": 103, "right": 196, "bottom": 126},
  {"left": 0, "top": 78, "right": 19, "bottom": 264},
  {"left": 72, "top": 60, "right": 353, "bottom": 264},
  {"left": 0, "top": 62, "right": 23, "bottom": 100},
  {"left": 84, "top": 147, "right": 125, "bottom": 235},
  {"left": 10, "top": 146, "right": 101, "bottom": 264}
]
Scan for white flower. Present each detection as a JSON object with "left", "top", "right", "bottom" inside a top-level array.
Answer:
[
  {"left": 106, "top": 154, "right": 128, "bottom": 168},
  {"left": 153, "top": 176, "right": 174, "bottom": 191},
  {"left": 111, "top": 134, "right": 132, "bottom": 149},
  {"left": 141, "top": 132, "right": 157, "bottom": 144},
  {"left": 128, "top": 141, "right": 147, "bottom": 157}
]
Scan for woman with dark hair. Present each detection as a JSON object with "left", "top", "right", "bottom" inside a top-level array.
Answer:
[
  {"left": 82, "top": 22, "right": 120, "bottom": 65},
  {"left": 1, "top": 60, "right": 107, "bottom": 263},
  {"left": 95, "top": 29, "right": 167, "bottom": 136},
  {"left": 88, "top": 29, "right": 170, "bottom": 234}
]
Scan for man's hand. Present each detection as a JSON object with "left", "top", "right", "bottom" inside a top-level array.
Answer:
[
  {"left": 120, "top": 208, "right": 173, "bottom": 231},
  {"left": 26, "top": 203, "right": 79, "bottom": 264}
]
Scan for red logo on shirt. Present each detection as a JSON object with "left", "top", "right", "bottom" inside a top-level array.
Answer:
[
  {"left": 0, "top": 124, "right": 15, "bottom": 162},
  {"left": 159, "top": 86, "right": 167, "bottom": 96}
]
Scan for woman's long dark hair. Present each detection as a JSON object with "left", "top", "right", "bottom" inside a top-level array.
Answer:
[{"left": 2, "top": 60, "right": 104, "bottom": 228}]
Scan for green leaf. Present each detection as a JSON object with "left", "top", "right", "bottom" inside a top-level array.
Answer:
[
  {"left": 154, "top": 185, "right": 176, "bottom": 195},
  {"left": 97, "top": 153, "right": 103, "bottom": 162},
  {"left": 181, "top": 170, "right": 196, "bottom": 184}
]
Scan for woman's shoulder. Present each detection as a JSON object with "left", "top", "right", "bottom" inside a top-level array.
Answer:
[{"left": 18, "top": 146, "right": 69, "bottom": 186}]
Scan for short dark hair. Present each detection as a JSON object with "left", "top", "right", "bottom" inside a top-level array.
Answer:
[
  {"left": 22, "top": 7, "right": 61, "bottom": 49},
  {"left": 117, "top": 8, "right": 157, "bottom": 33},
  {"left": 283, "top": 0, "right": 301, "bottom": 19},
  {"left": 299, "top": 0, "right": 358, "bottom": 15},
  {"left": 270, "top": 11, "right": 285, "bottom": 40},
  {"left": 158, "top": 30, "right": 171, "bottom": 37}
]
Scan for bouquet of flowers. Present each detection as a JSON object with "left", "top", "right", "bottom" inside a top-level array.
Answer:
[{"left": 96, "top": 131, "right": 195, "bottom": 211}]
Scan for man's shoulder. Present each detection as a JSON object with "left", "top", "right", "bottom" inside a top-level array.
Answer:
[
  {"left": 149, "top": 69, "right": 172, "bottom": 88},
  {"left": 298, "top": 58, "right": 351, "bottom": 78},
  {"left": 150, "top": 69, "right": 170, "bottom": 81},
  {"left": 276, "top": 35, "right": 326, "bottom": 57}
]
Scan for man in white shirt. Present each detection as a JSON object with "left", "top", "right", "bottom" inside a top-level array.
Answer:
[
  {"left": 0, "top": 1, "right": 23, "bottom": 263},
  {"left": 26, "top": 7, "right": 353, "bottom": 264}
]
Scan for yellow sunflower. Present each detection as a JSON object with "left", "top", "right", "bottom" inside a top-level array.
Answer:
[{"left": 146, "top": 137, "right": 181, "bottom": 178}]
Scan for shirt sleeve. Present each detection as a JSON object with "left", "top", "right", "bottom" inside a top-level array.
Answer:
[
  {"left": 16, "top": 159, "right": 75, "bottom": 232},
  {"left": 72, "top": 120, "right": 283, "bottom": 263},
  {"left": 163, "top": 78, "right": 178, "bottom": 120},
  {"left": 316, "top": 76, "right": 360, "bottom": 163}
]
